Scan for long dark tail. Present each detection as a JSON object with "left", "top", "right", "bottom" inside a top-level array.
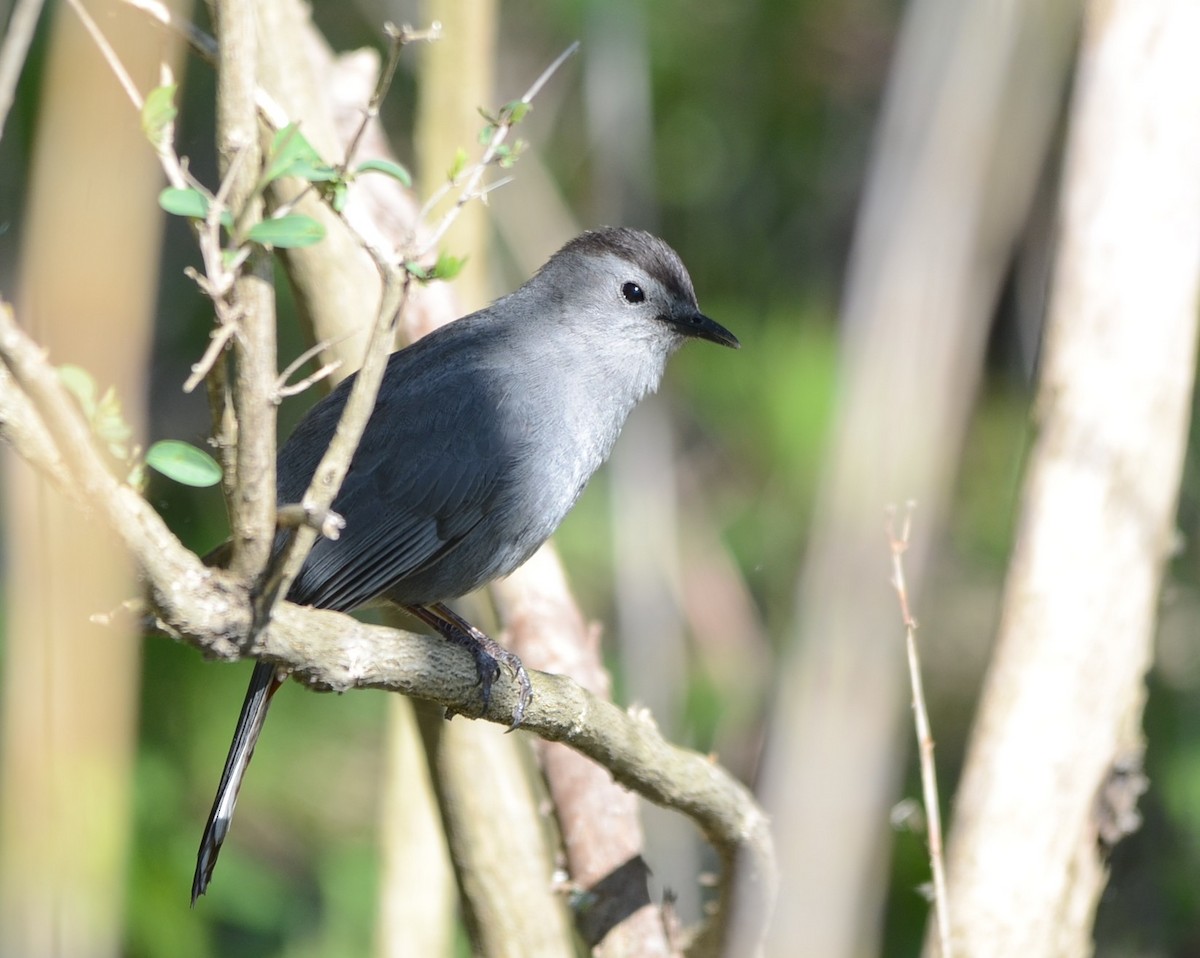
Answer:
[{"left": 191, "top": 660, "right": 284, "bottom": 905}]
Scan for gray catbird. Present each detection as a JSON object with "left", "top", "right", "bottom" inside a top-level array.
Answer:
[{"left": 191, "top": 227, "right": 738, "bottom": 903}]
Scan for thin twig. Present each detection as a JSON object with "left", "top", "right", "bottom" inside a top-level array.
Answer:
[
  {"left": 253, "top": 271, "right": 411, "bottom": 616},
  {"left": 183, "top": 323, "right": 238, "bottom": 393},
  {"left": 277, "top": 360, "right": 342, "bottom": 399},
  {"left": 340, "top": 21, "right": 440, "bottom": 172},
  {"left": 887, "top": 502, "right": 952, "bottom": 957},
  {"left": 122, "top": 0, "right": 292, "bottom": 129},
  {"left": 417, "top": 40, "right": 580, "bottom": 257},
  {"left": 65, "top": 0, "right": 144, "bottom": 108},
  {"left": 124, "top": 0, "right": 218, "bottom": 60}
]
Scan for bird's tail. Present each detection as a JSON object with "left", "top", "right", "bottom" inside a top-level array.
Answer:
[{"left": 191, "top": 659, "right": 284, "bottom": 905}]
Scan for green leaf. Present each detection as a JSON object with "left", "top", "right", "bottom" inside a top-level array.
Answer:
[
  {"left": 158, "top": 188, "right": 234, "bottom": 228},
  {"left": 430, "top": 251, "right": 467, "bottom": 281},
  {"left": 141, "top": 84, "right": 178, "bottom": 146},
  {"left": 503, "top": 100, "right": 531, "bottom": 125},
  {"left": 496, "top": 140, "right": 526, "bottom": 170},
  {"left": 58, "top": 364, "right": 97, "bottom": 417},
  {"left": 405, "top": 253, "right": 467, "bottom": 284},
  {"left": 353, "top": 158, "right": 412, "bottom": 187},
  {"left": 159, "top": 187, "right": 209, "bottom": 219},
  {"left": 264, "top": 124, "right": 336, "bottom": 183},
  {"left": 247, "top": 215, "right": 325, "bottom": 248},
  {"left": 447, "top": 147, "right": 469, "bottom": 181},
  {"left": 145, "top": 440, "right": 222, "bottom": 487}
]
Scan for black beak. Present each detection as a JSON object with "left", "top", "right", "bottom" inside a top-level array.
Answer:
[{"left": 676, "top": 312, "right": 740, "bottom": 349}]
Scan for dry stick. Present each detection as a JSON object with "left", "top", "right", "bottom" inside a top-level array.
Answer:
[
  {"left": 0, "top": 304, "right": 76, "bottom": 502},
  {"left": 275, "top": 335, "right": 345, "bottom": 398},
  {"left": 887, "top": 503, "right": 952, "bottom": 957}
]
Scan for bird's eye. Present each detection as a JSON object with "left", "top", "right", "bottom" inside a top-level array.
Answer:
[{"left": 621, "top": 282, "right": 645, "bottom": 304}]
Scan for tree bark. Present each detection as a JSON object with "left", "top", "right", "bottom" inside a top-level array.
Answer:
[{"left": 940, "top": 1, "right": 1200, "bottom": 953}]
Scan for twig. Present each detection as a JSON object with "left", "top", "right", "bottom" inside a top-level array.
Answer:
[
  {"left": 277, "top": 361, "right": 341, "bottom": 399},
  {"left": 0, "top": 0, "right": 45, "bottom": 145},
  {"left": 252, "top": 271, "right": 410, "bottom": 616},
  {"left": 340, "top": 21, "right": 441, "bottom": 172},
  {"left": 275, "top": 336, "right": 351, "bottom": 398},
  {"left": 124, "top": 0, "right": 218, "bottom": 60},
  {"left": 183, "top": 323, "right": 238, "bottom": 394},
  {"left": 122, "top": 0, "right": 293, "bottom": 129},
  {"left": 887, "top": 502, "right": 952, "bottom": 957},
  {"left": 417, "top": 40, "right": 580, "bottom": 257}
]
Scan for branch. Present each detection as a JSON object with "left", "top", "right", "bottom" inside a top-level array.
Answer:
[
  {"left": 182, "top": 598, "right": 776, "bottom": 949},
  {"left": 0, "top": 303, "right": 250, "bottom": 647},
  {"left": 214, "top": 0, "right": 277, "bottom": 579},
  {"left": 887, "top": 503, "right": 951, "bottom": 957}
]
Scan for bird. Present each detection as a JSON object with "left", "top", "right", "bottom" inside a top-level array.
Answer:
[{"left": 191, "top": 226, "right": 739, "bottom": 903}]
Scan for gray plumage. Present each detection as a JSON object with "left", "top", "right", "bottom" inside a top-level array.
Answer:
[
  {"left": 192, "top": 227, "right": 738, "bottom": 903},
  {"left": 280, "top": 228, "right": 735, "bottom": 610}
]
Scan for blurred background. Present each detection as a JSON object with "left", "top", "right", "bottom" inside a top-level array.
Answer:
[{"left": 1, "top": 0, "right": 1198, "bottom": 955}]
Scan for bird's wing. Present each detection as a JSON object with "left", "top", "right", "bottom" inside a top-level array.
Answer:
[{"left": 279, "top": 351, "right": 523, "bottom": 612}]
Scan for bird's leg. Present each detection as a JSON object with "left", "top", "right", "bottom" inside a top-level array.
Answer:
[{"left": 405, "top": 602, "right": 533, "bottom": 729}]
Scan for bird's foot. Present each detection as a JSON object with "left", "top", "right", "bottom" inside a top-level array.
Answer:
[{"left": 410, "top": 602, "right": 533, "bottom": 728}]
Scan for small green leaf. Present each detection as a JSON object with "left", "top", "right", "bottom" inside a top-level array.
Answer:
[
  {"left": 141, "top": 84, "right": 178, "bottom": 146},
  {"left": 146, "top": 440, "right": 222, "bottom": 487},
  {"left": 158, "top": 189, "right": 235, "bottom": 228},
  {"left": 478, "top": 123, "right": 497, "bottom": 145},
  {"left": 447, "top": 147, "right": 469, "bottom": 181},
  {"left": 503, "top": 100, "right": 531, "bottom": 125},
  {"left": 498, "top": 140, "right": 526, "bottom": 170},
  {"left": 353, "top": 158, "right": 412, "bottom": 187},
  {"left": 331, "top": 181, "right": 349, "bottom": 212},
  {"left": 404, "top": 260, "right": 429, "bottom": 280},
  {"left": 58, "top": 364, "right": 97, "bottom": 417},
  {"left": 430, "top": 251, "right": 467, "bottom": 281},
  {"left": 94, "top": 386, "right": 132, "bottom": 446},
  {"left": 159, "top": 187, "right": 210, "bottom": 219},
  {"left": 265, "top": 124, "right": 337, "bottom": 184},
  {"left": 247, "top": 215, "right": 325, "bottom": 248}
]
